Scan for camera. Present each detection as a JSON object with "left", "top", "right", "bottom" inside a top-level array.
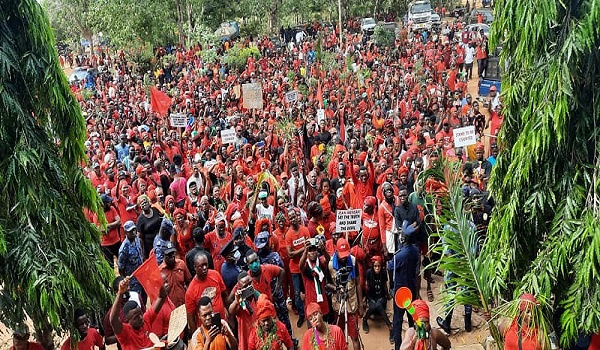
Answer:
[{"left": 335, "top": 266, "right": 351, "bottom": 287}]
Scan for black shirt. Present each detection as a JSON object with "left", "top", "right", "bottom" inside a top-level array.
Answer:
[{"left": 366, "top": 268, "right": 388, "bottom": 300}]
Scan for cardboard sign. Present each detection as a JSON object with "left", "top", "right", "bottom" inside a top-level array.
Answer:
[
  {"left": 220, "top": 128, "right": 236, "bottom": 144},
  {"left": 285, "top": 90, "right": 298, "bottom": 103},
  {"left": 233, "top": 85, "right": 241, "bottom": 99},
  {"left": 317, "top": 109, "right": 325, "bottom": 123},
  {"left": 169, "top": 113, "right": 188, "bottom": 128},
  {"left": 242, "top": 83, "right": 263, "bottom": 109},
  {"left": 453, "top": 125, "right": 477, "bottom": 147},
  {"left": 167, "top": 305, "right": 187, "bottom": 344},
  {"left": 132, "top": 254, "right": 163, "bottom": 302},
  {"left": 336, "top": 209, "right": 362, "bottom": 233}
]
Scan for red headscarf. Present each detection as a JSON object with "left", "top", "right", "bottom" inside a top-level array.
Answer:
[
  {"left": 256, "top": 294, "right": 276, "bottom": 320},
  {"left": 519, "top": 293, "right": 539, "bottom": 312}
]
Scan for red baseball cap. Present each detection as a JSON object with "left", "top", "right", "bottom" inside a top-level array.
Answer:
[{"left": 336, "top": 238, "right": 351, "bottom": 258}]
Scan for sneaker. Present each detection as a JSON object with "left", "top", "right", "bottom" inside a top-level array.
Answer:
[
  {"left": 362, "top": 319, "right": 370, "bottom": 334},
  {"left": 297, "top": 316, "right": 305, "bottom": 328}
]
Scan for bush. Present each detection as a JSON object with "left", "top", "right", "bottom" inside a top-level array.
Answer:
[
  {"left": 223, "top": 45, "right": 261, "bottom": 71},
  {"left": 373, "top": 25, "right": 395, "bottom": 47}
]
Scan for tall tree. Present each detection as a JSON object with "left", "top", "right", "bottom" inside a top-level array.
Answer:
[
  {"left": 43, "top": 0, "right": 95, "bottom": 52},
  {"left": 0, "top": 1, "right": 113, "bottom": 348},
  {"left": 484, "top": 0, "right": 600, "bottom": 345}
]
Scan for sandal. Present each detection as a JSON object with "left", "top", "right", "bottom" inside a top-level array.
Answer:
[{"left": 427, "top": 288, "right": 434, "bottom": 302}]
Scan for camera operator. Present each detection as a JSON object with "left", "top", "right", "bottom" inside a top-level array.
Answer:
[
  {"left": 192, "top": 296, "right": 237, "bottom": 350},
  {"left": 328, "top": 238, "right": 364, "bottom": 350},
  {"left": 300, "top": 236, "right": 333, "bottom": 322},
  {"left": 228, "top": 271, "right": 260, "bottom": 350},
  {"left": 388, "top": 226, "right": 419, "bottom": 350}
]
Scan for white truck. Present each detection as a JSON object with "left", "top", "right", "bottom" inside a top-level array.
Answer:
[{"left": 407, "top": 0, "right": 433, "bottom": 31}]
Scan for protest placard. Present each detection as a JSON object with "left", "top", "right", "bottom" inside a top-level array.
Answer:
[
  {"left": 285, "top": 90, "right": 298, "bottom": 103},
  {"left": 220, "top": 128, "right": 236, "bottom": 144},
  {"left": 453, "top": 125, "right": 477, "bottom": 147},
  {"left": 169, "top": 113, "right": 188, "bottom": 128},
  {"left": 335, "top": 209, "right": 362, "bottom": 233},
  {"left": 242, "top": 83, "right": 263, "bottom": 109},
  {"left": 317, "top": 109, "right": 325, "bottom": 123}
]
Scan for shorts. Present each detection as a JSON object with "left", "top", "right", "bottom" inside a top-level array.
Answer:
[{"left": 335, "top": 311, "right": 359, "bottom": 339}]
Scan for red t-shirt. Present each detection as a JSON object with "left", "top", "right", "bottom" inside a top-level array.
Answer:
[
  {"left": 250, "top": 264, "right": 281, "bottom": 301},
  {"left": 150, "top": 298, "right": 175, "bottom": 337},
  {"left": 101, "top": 206, "right": 121, "bottom": 246},
  {"left": 285, "top": 226, "right": 310, "bottom": 274},
  {"left": 231, "top": 284, "right": 258, "bottom": 350},
  {"left": 185, "top": 270, "right": 227, "bottom": 322},
  {"left": 60, "top": 327, "right": 103, "bottom": 350},
  {"left": 204, "top": 230, "right": 232, "bottom": 274},
  {"left": 302, "top": 256, "right": 331, "bottom": 316},
  {"left": 300, "top": 324, "right": 348, "bottom": 350},
  {"left": 248, "top": 320, "right": 293, "bottom": 350},
  {"left": 115, "top": 308, "right": 157, "bottom": 350}
]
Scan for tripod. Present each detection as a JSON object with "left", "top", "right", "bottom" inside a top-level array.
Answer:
[{"left": 335, "top": 280, "right": 365, "bottom": 350}]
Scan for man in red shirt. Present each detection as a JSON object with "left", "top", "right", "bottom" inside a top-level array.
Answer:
[
  {"left": 99, "top": 194, "right": 121, "bottom": 267},
  {"left": 10, "top": 326, "right": 44, "bottom": 350},
  {"left": 300, "top": 237, "right": 331, "bottom": 321},
  {"left": 109, "top": 276, "right": 169, "bottom": 350},
  {"left": 245, "top": 250, "right": 284, "bottom": 302},
  {"left": 285, "top": 208, "right": 310, "bottom": 327},
  {"left": 159, "top": 242, "right": 192, "bottom": 307},
  {"left": 60, "top": 309, "right": 104, "bottom": 350},
  {"left": 185, "top": 254, "right": 229, "bottom": 332},
  {"left": 229, "top": 271, "right": 260, "bottom": 350}
]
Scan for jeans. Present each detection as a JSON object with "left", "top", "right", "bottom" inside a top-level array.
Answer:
[
  {"left": 291, "top": 273, "right": 305, "bottom": 318},
  {"left": 465, "top": 62, "right": 474, "bottom": 79},
  {"left": 393, "top": 293, "right": 415, "bottom": 350},
  {"left": 365, "top": 297, "right": 391, "bottom": 327}
]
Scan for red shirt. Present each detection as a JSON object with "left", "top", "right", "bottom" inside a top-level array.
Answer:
[
  {"left": 250, "top": 264, "right": 281, "bottom": 301},
  {"left": 301, "top": 256, "right": 331, "bottom": 316},
  {"left": 285, "top": 225, "right": 310, "bottom": 274},
  {"left": 204, "top": 230, "right": 232, "bottom": 274},
  {"left": 115, "top": 308, "right": 158, "bottom": 350},
  {"left": 248, "top": 320, "right": 293, "bottom": 350},
  {"left": 150, "top": 298, "right": 175, "bottom": 337},
  {"left": 115, "top": 195, "right": 138, "bottom": 224},
  {"left": 60, "top": 327, "right": 103, "bottom": 350},
  {"left": 101, "top": 206, "right": 121, "bottom": 246},
  {"left": 300, "top": 324, "right": 348, "bottom": 350},
  {"left": 231, "top": 284, "right": 258, "bottom": 350},
  {"left": 185, "top": 270, "right": 227, "bottom": 322},
  {"left": 159, "top": 259, "right": 192, "bottom": 307}
]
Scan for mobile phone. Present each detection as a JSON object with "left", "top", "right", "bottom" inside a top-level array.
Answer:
[{"left": 210, "top": 312, "right": 222, "bottom": 332}]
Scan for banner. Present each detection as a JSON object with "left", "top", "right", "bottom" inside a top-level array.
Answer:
[
  {"left": 169, "top": 113, "right": 188, "bottom": 128},
  {"left": 453, "top": 125, "right": 477, "bottom": 147},
  {"left": 132, "top": 255, "right": 163, "bottom": 302},
  {"left": 220, "top": 128, "right": 236, "bottom": 144},
  {"left": 285, "top": 90, "right": 298, "bottom": 103},
  {"left": 242, "top": 83, "right": 263, "bottom": 109},
  {"left": 336, "top": 209, "right": 362, "bottom": 233}
]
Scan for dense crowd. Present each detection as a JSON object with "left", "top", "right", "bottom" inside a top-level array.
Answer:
[{"left": 14, "top": 16, "right": 509, "bottom": 350}]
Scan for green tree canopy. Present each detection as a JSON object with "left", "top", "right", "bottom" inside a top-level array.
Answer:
[
  {"left": 485, "top": 0, "right": 600, "bottom": 345},
  {"left": 0, "top": 1, "right": 113, "bottom": 347}
]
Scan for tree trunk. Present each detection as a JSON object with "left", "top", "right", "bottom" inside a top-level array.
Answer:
[{"left": 176, "top": 0, "right": 185, "bottom": 44}]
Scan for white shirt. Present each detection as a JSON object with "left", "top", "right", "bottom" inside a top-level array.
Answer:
[
  {"left": 256, "top": 204, "right": 274, "bottom": 221},
  {"left": 464, "top": 45, "right": 475, "bottom": 64}
]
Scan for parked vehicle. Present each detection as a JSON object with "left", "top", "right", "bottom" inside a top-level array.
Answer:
[
  {"left": 215, "top": 21, "right": 239, "bottom": 41},
  {"left": 478, "top": 46, "right": 502, "bottom": 96},
  {"left": 407, "top": 0, "right": 433, "bottom": 31},
  {"left": 465, "top": 23, "right": 490, "bottom": 37},
  {"left": 430, "top": 13, "right": 442, "bottom": 30},
  {"left": 466, "top": 9, "right": 493, "bottom": 24},
  {"left": 451, "top": 7, "right": 467, "bottom": 18},
  {"left": 361, "top": 17, "right": 377, "bottom": 34}
]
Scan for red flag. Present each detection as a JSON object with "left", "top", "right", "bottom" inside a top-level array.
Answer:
[
  {"left": 132, "top": 254, "right": 163, "bottom": 302},
  {"left": 150, "top": 86, "right": 172, "bottom": 117}
]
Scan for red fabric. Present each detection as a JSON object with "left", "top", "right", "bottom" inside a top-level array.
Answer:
[
  {"left": 302, "top": 257, "right": 331, "bottom": 316},
  {"left": 504, "top": 321, "right": 541, "bottom": 350},
  {"left": 256, "top": 294, "right": 277, "bottom": 320},
  {"left": 251, "top": 264, "right": 281, "bottom": 301},
  {"left": 115, "top": 308, "right": 158, "bottom": 350},
  {"left": 150, "top": 87, "right": 172, "bottom": 117},
  {"left": 60, "top": 327, "right": 103, "bottom": 350},
  {"left": 101, "top": 206, "right": 121, "bottom": 246},
  {"left": 300, "top": 324, "right": 348, "bottom": 350},
  {"left": 132, "top": 255, "right": 163, "bottom": 302},
  {"left": 184, "top": 270, "right": 227, "bottom": 323},
  {"left": 232, "top": 284, "right": 258, "bottom": 350},
  {"left": 285, "top": 226, "right": 310, "bottom": 273},
  {"left": 204, "top": 230, "right": 232, "bottom": 274}
]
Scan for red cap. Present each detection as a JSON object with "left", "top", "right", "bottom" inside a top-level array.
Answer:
[{"left": 336, "top": 238, "right": 351, "bottom": 258}]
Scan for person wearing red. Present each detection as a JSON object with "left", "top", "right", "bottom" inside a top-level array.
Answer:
[
  {"left": 109, "top": 276, "right": 169, "bottom": 350},
  {"left": 500, "top": 294, "right": 543, "bottom": 350},
  {"left": 228, "top": 271, "right": 259, "bottom": 350},
  {"left": 185, "top": 254, "right": 229, "bottom": 332},
  {"left": 159, "top": 242, "right": 192, "bottom": 307},
  {"left": 99, "top": 194, "right": 121, "bottom": 267},
  {"left": 378, "top": 182, "right": 397, "bottom": 257},
  {"left": 400, "top": 299, "right": 450, "bottom": 350},
  {"left": 348, "top": 152, "right": 375, "bottom": 208},
  {"left": 248, "top": 294, "right": 293, "bottom": 350},
  {"left": 173, "top": 208, "right": 194, "bottom": 256},
  {"left": 299, "top": 236, "right": 331, "bottom": 320},
  {"left": 204, "top": 215, "right": 232, "bottom": 274},
  {"left": 11, "top": 326, "right": 44, "bottom": 350},
  {"left": 285, "top": 208, "right": 310, "bottom": 327},
  {"left": 362, "top": 196, "right": 384, "bottom": 265},
  {"left": 301, "top": 302, "right": 348, "bottom": 350},
  {"left": 60, "top": 309, "right": 104, "bottom": 350},
  {"left": 246, "top": 250, "right": 284, "bottom": 301}
]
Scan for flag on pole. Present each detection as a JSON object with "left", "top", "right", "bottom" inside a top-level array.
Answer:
[
  {"left": 150, "top": 86, "right": 172, "bottom": 117},
  {"left": 132, "top": 254, "right": 163, "bottom": 302}
]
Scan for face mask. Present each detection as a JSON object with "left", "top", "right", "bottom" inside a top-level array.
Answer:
[
  {"left": 249, "top": 261, "right": 260, "bottom": 273},
  {"left": 233, "top": 250, "right": 241, "bottom": 262}
]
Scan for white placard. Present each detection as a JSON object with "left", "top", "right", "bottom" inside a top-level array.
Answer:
[
  {"left": 336, "top": 209, "right": 362, "bottom": 233},
  {"left": 220, "top": 128, "right": 236, "bottom": 144},
  {"left": 452, "top": 125, "right": 477, "bottom": 147},
  {"left": 242, "top": 83, "right": 263, "bottom": 109},
  {"left": 285, "top": 90, "right": 298, "bottom": 103},
  {"left": 169, "top": 113, "right": 188, "bottom": 128},
  {"left": 317, "top": 109, "right": 325, "bottom": 123}
]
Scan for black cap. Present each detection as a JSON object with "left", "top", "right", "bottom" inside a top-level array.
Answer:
[{"left": 219, "top": 239, "right": 238, "bottom": 256}]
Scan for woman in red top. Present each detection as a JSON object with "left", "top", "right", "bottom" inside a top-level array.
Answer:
[
  {"left": 302, "top": 302, "right": 347, "bottom": 350},
  {"left": 173, "top": 208, "right": 194, "bottom": 256},
  {"left": 501, "top": 294, "right": 544, "bottom": 350},
  {"left": 248, "top": 295, "right": 293, "bottom": 350}
]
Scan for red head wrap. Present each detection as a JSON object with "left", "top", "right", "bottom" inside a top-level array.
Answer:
[
  {"left": 306, "top": 302, "right": 322, "bottom": 317},
  {"left": 256, "top": 294, "right": 277, "bottom": 320},
  {"left": 519, "top": 293, "right": 539, "bottom": 312},
  {"left": 412, "top": 299, "right": 430, "bottom": 321}
]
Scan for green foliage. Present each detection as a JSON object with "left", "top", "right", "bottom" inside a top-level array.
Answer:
[
  {"left": 184, "top": 22, "right": 218, "bottom": 48},
  {"left": 373, "top": 25, "right": 395, "bottom": 47},
  {"left": 200, "top": 49, "right": 218, "bottom": 65},
  {"left": 0, "top": 0, "right": 113, "bottom": 343},
  {"left": 485, "top": 0, "right": 600, "bottom": 345},
  {"left": 223, "top": 45, "right": 261, "bottom": 71}
]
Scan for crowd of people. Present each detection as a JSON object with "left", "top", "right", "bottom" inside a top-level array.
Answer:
[{"left": 15, "top": 13, "right": 507, "bottom": 350}]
